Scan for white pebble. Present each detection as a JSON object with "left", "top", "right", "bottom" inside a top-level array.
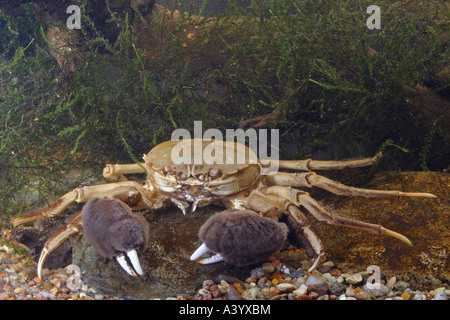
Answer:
[
  {"left": 346, "top": 273, "right": 363, "bottom": 284},
  {"left": 413, "top": 292, "right": 427, "bottom": 300},
  {"left": 293, "top": 284, "right": 308, "bottom": 296},
  {"left": 432, "top": 291, "right": 447, "bottom": 300}
]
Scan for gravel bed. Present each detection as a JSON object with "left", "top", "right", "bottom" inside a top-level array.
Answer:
[
  {"left": 168, "top": 248, "right": 449, "bottom": 301},
  {"left": 1, "top": 227, "right": 448, "bottom": 300}
]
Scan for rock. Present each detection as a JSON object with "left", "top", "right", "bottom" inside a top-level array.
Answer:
[
  {"left": 290, "top": 269, "right": 305, "bottom": 278},
  {"left": 329, "top": 283, "right": 346, "bottom": 295},
  {"left": 317, "top": 282, "right": 329, "bottom": 295},
  {"left": 346, "top": 273, "right": 363, "bottom": 285},
  {"left": 306, "top": 275, "right": 324, "bottom": 286},
  {"left": 401, "top": 292, "right": 411, "bottom": 300},
  {"left": 261, "top": 263, "right": 274, "bottom": 274},
  {"left": 386, "top": 276, "right": 397, "bottom": 290},
  {"left": 226, "top": 286, "right": 243, "bottom": 300},
  {"left": 345, "top": 287, "right": 355, "bottom": 297},
  {"left": 362, "top": 284, "right": 390, "bottom": 297},
  {"left": 317, "top": 261, "right": 334, "bottom": 274},
  {"left": 394, "top": 281, "right": 409, "bottom": 291},
  {"left": 355, "top": 291, "right": 375, "bottom": 300},
  {"left": 413, "top": 292, "right": 427, "bottom": 300},
  {"left": 293, "top": 284, "right": 308, "bottom": 296},
  {"left": 241, "top": 287, "right": 260, "bottom": 300},
  {"left": 432, "top": 291, "right": 447, "bottom": 300},
  {"left": 309, "top": 291, "right": 319, "bottom": 299},
  {"left": 276, "top": 283, "right": 297, "bottom": 293},
  {"left": 0, "top": 292, "right": 10, "bottom": 300},
  {"left": 250, "top": 263, "right": 266, "bottom": 278}
]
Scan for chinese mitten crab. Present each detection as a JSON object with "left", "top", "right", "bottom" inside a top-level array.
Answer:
[{"left": 11, "top": 139, "right": 436, "bottom": 278}]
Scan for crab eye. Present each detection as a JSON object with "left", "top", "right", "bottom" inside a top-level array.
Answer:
[
  {"left": 208, "top": 168, "right": 222, "bottom": 178},
  {"left": 163, "top": 164, "right": 174, "bottom": 175}
]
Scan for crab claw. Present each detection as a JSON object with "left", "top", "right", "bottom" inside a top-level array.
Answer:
[
  {"left": 82, "top": 197, "right": 149, "bottom": 277},
  {"left": 191, "top": 209, "right": 288, "bottom": 267}
]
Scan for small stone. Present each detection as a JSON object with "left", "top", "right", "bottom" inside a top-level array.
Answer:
[
  {"left": 317, "top": 261, "right": 334, "bottom": 273},
  {"left": 309, "top": 291, "right": 319, "bottom": 299},
  {"left": 386, "top": 277, "right": 397, "bottom": 290},
  {"left": 226, "top": 286, "right": 242, "bottom": 300},
  {"left": 346, "top": 273, "right": 363, "bottom": 284},
  {"left": 413, "top": 292, "right": 427, "bottom": 300},
  {"left": 362, "top": 284, "right": 390, "bottom": 297},
  {"left": 330, "top": 269, "right": 342, "bottom": 277},
  {"left": 260, "top": 287, "right": 271, "bottom": 299},
  {"left": 276, "top": 283, "right": 297, "bottom": 293},
  {"left": 400, "top": 292, "right": 410, "bottom": 300},
  {"left": 290, "top": 269, "right": 304, "bottom": 279},
  {"left": 210, "top": 285, "right": 221, "bottom": 298},
  {"left": 218, "top": 285, "right": 228, "bottom": 294},
  {"left": 33, "top": 277, "right": 43, "bottom": 283},
  {"left": 0, "top": 292, "right": 10, "bottom": 300},
  {"left": 322, "top": 273, "right": 336, "bottom": 284},
  {"left": 14, "top": 287, "right": 25, "bottom": 295},
  {"left": 338, "top": 294, "right": 346, "bottom": 300},
  {"left": 329, "top": 283, "right": 346, "bottom": 295},
  {"left": 202, "top": 279, "right": 215, "bottom": 289},
  {"left": 345, "top": 287, "right": 355, "bottom": 297},
  {"left": 305, "top": 275, "right": 323, "bottom": 286},
  {"left": 198, "top": 288, "right": 210, "bottom": 297},
  {"left": 432, "top": 291, "right": 447, "bottom": 300},
  {"left": 251, "top": 267, "right": 266, "bottom": 277},
  {"left": 293, "top": 284, "right": 308, "bottom": 297},
  {"left": 394, "top": 281, "right": 409, "bottom": 291},
  {"left": 317, "top": 282, "right": 329, "bottom": 296},
  {"left": 94, "top": 294, "right": 104, "bottom": 300},
  {"left": 271, "top": 278, "right": 279, "bottom": 286},
  {"left": 355, "top": 291, "right": 375, "bottom": 300}
]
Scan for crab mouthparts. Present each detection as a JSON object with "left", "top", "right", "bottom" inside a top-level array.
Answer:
[
  {"left": 190, "top": 243, "right": 225, "bottom": 264},
  {"left": 115, "top": 249, "right": 144, "bottom": 277}
]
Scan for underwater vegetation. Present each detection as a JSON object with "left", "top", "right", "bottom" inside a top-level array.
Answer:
[{"left": 0, "top": 0, "right": 448, "bottom": 221}]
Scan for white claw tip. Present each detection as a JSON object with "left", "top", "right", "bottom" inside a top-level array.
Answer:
[
  {"left": 116, "top": 250, "right": 144, "bottom": 278},
  {"left": 190, "top": 243, "right": 209, "bottom": 261},
  {"left": 199, "top": 253, "right": 225, "bottom": 265},
  {"left": 127, "top": 249, "right": 144, "bottom": 276}
]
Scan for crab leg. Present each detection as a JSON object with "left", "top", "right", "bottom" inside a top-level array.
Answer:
[
  {"left": 103, "top": 163, "right": 146, "bottom": 181},
  {"left": 37, "top": 212, "right": 83, "bottom": 279},
  {"left": 263, "top": 172, "right": 436, "bottom": 199},
  {"left": 277, "top": 153, "right": 382, "bottom": 171},
  {"left": 11, "top": 181, "right": 156, "bottom": 227},
  {"left": 262, "top": 186, "right": 412, "bottom": 245}
]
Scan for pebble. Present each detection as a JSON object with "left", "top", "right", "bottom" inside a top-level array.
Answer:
[
  {"left": 251, "top": 267, "right": 266, "bottom": 277},
  {"left": 293, "top": 284, "right": 308, "bottom": 296},
  {"left": 276, "top": 283, "right": 297, "bottom": 293},
  {"left": 432, "top": 291, "right": 447, "bottom": 300},
  {"left": 306, "top": 275, "right": 324, "bottom": 286},
  {"left": 346, "top": 273, "right": 363, "bottom": 284},
  {"left": 362, "top": 283, "right": 390, "bottom": 297},
  {"left": 413, "top": 292, "right": 427, "bottom": 300},
  {"left": 386, "top": 276, "right": 397, "bottom": 290},
  {"left": 394, "top": 281, "right": 409, "bottom": 291}
]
